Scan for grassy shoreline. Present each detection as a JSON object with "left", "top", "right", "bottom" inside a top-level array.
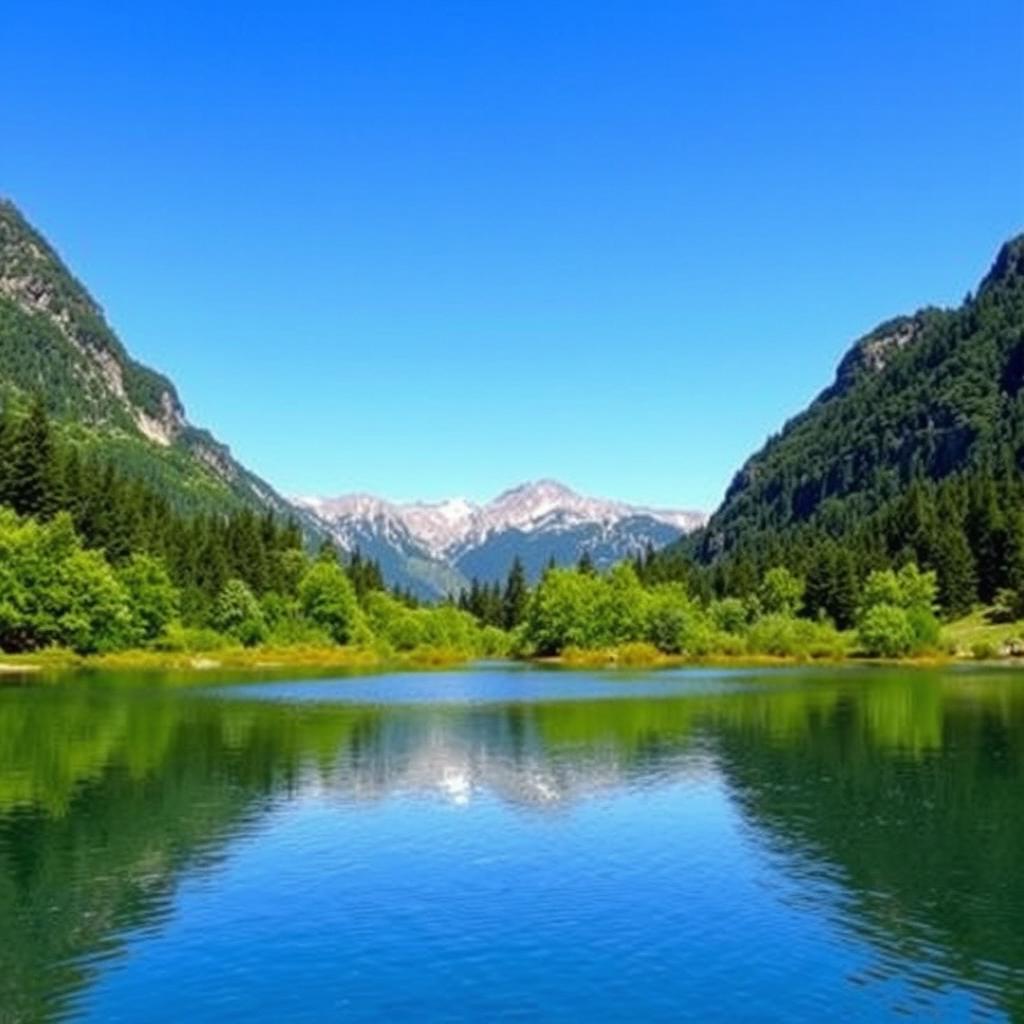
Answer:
[
  {"left": 0, "top": 643, "right": 481, "bottom": 675},
  {"left": 545, "top": 646, "right": 958, "bottom": 670},
  {"left": 0, "top": 643, "right": 1008, "bottom": 678},
  {"left": 4, "top": 606, "right": 1024, "bottom": 677}
]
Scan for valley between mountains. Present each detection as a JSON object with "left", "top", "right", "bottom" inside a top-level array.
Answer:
[{"left": 2, "top": 194, "right": 1023, "bottom": 664}]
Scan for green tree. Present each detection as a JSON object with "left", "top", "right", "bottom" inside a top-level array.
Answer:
[
  {"left": 593, "top": 563, "right": 649, "bottom": 645},
  {"left": 645, "top": 583, "right": 699, "bottom": 653},
  {"left": 710, "top": 597, "right": 747, "bottom": 634},
  {"left": 501, "top": 557, "right": 528, "bottom": 630},
  {"left": 858, "top": 604, "right": 915, "bottom": 658},
  {"left": 932, "top": 522, "right": 976, "bottom": 618},
  {"left": 0, "top": 510, "right": 132, "bottom": 653},
  {"left": 298, "top": 560, "right": 361, "bottom": 644},
  {"left": 214, "top": 578, "right": 266, "bottom": 646},
  {"left": 522, "top": 568, "right": 599, "bottom": 655},
  {"left": 758, "top": 566, "right": 805, "bottom": 616},
  {"left": 119, "top": 553, "right": 180, "bottom": 644},
  {"left": 6, "top": 397, "right": 61, "bottom": 520},
  {"left": 858, "top": 563, "right": 939, "bottom": 655}
]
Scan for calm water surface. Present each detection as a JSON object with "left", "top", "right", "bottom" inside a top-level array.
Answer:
[{"left": 1, "top": 664, "right": 1022, "bottom": 1021}]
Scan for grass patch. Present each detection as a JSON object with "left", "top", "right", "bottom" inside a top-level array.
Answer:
[
  {"left": 0, "top": 643, "right": 479, "bottom": 675},
  {"left": 944, "top": 607, "right": 1024, "bottom": 657}
]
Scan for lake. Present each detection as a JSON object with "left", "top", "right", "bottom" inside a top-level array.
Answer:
[{"left": 1, "top": 663, "right": 1022, "bottom": 1021}]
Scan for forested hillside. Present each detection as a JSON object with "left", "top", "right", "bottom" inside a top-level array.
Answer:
[
  {"left": 0, "top": 199, "right": 310, "bottom": 521},
  {"left": 661, "top": 233, "right": 1024, "bottom": 623},
  {"left": 0, "top": 398, "right": 511, "bottom": 657},
  {"left": 0, "top": 202, "right": 514, "bottom": 658}
]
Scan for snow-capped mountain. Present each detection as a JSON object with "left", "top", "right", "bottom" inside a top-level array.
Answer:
[{"left": 297, "top": 480, "right": 705, "bottom": 599}]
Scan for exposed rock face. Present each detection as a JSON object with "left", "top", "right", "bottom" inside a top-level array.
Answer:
[
  {"left": 0, "top": 198, "right": 324, "bottom": 531},
  {"left": 830, "top": 316, "right": 923, "bottom": 396},
  {"left": 0, "top": 199, "right": 188, "bottom": 445},
  {"left": 192, "top": 438, "right": 240, "bottom": 482},
  {"left": 135, "top": 390, "right": 187, "bottom": 447}
]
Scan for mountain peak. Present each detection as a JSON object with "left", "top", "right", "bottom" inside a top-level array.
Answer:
[
  {"left": 299, "top": 481, "right": 706, "bottom": 597},
  {"left": 978, "top": 232, "right": 1024, "bottom": 295}
]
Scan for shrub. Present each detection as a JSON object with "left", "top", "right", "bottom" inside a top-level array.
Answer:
[
  {"left": 759, "top": 567, "right": 805, "bottom": 617},
  {"left": 154, "top": 624, "right": 232, "bottom": 653},
  {"left": 746, "top": 614, "right": 803, "bottom": 657},
  {"left": 858, "top": 604, "right": 915, "bottom": 658},
  {"left": 644, "top": 583, "right": 693, "bottom": 653},
  {"left": 214, "top": 579, "right": 267, "bottom": 647},
  {"left": 298, "top": 561, "right": 362, "bottom": 644},
  {"left": 0, "top": 510, "right": 133, "bottom": 653},
  {"left": 992, "top": 588, "right": 1024, "bottom": 623},
  {"left": 119, "top": 553, "right": 179, "bottom": 644},
  {"left": 522, "top": 568, "right": 601, "bottom": 655},
  {"left": 971, "top": 640, "right": 998, "bottom": 660},
  {"left": 614, "top": 642, "right": 662, "bottom": 665},
  {"left": 709, "top": 597, "right": 747, "bottom": 634},
  {"left": 906, "top": 606, "right": 941, "bottom": 653}
]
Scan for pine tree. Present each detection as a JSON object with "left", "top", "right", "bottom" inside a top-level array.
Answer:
[
  {"left": 7, "top": 397, "right": 61, "bottom": 519},
  {"left": 933, "top": 521, "right": 977, "bottom": 618},
  {"left": 502, "top": 556, "right": 528, "bottom": 629},
  {"left": 966, "top": 476, "right": 1006, "bottom": 602}
]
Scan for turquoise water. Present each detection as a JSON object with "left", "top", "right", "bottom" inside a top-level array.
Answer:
[{"left": 1, "top": 664, "right": 1022, "bottom": 1021}]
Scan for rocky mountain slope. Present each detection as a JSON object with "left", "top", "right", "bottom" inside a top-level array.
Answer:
[
  {"left": 300, "top": 480, "right": 704, "bottom": 598},
  {"left": 0, "top": 199, "right": 317, "bottom": 527},
  {"left": 689, "top": 231, "right": 1024, "bottom": 564}
]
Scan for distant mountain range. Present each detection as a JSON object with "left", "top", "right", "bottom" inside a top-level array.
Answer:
[
  {"left": 297, "top": 480, "right": 705, "bottom": 598},
  {"left": 0, "top": 201, "right": 702, "bottom": 596}
]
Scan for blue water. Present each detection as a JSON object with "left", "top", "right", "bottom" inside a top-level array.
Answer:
[{"left": 1, "top": 664, "right": 1021, "bottom": 1021}]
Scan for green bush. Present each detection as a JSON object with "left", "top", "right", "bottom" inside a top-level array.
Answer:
[
  {"left": 858, "top": 604, "right": 915, "bottom": 658},
  {"left": 0, "top": 510, "right": 133, "bottom": 653},
  {"left": 213, "top": 579, "right": 267, "bottom": 647},
  {"left": 644, "top": 583, "right": 693, "bottom": 653},
  {"left": 119, "top": 553, "right": 179, "bottom": 644},
  {"left": 759, "top": 567, "right": 805, "bottom": 617},
  {"left": 709, "top": 597, "right": 747, "bottom": 634},
  {"left": 906, "top": 606, "right": 941, "bottom": 653},
  {"left": 298, "top": 561, "right": 362, "bottom": 645},
  {"left": 971, "top": 640, "right": 998, "bottom": 661},
  {"left": 154, "top": 624, "right": 232, "bottom": 653}
]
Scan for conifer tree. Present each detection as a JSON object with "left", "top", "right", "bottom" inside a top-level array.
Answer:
[
  {"left": 502, "top": 556, "right": 528, "bottom": 629},
  {"left": 7, "top": 397, "right": 61, "bottom": 520}
]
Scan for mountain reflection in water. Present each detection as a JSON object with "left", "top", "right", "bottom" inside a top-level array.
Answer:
[{"left": 0, "top": 666, "right": 1021, "bottom": 1022}]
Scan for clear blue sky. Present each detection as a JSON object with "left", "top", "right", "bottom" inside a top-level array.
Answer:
[{"left": 2, "top": 1, "right": 1021, "bottom": 510}]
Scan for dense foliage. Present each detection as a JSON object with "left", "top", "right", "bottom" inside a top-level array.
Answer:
[
  {"left": 0, "top": 398, "right": 954, "bottom": 662},
  {"left": 511, "top": 560, "right": 943, "bottom": 660},
  {"left": 0, "top": 399, "right": 499, "bottom": 657},
  {"left": 648, "top": 234, "right": 1024, "bottom": 623}
]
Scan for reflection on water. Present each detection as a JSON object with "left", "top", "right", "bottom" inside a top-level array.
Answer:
[{"left": 0, "top": 666, "right": 1022, "bottom": 1021}]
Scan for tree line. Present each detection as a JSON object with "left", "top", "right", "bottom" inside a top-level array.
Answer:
[
  {"left": 641, "top": 469, "right": 1024, "bottom": 628},
  {"left": 0, "top": 397, "right": 1009, "bottom": 662},
  {"left": 658, "top": 234, "right": 1024, "bottom": 625},
  {"left": 0, "top": 398, "right": 500, "bottom": 656}
]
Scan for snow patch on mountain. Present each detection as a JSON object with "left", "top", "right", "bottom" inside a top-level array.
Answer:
[{"left": 297, "top": 479, "right": 703, "bottom": 559}]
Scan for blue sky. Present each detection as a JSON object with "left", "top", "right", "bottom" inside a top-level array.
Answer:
[{"left": 2, "top": 1, "right": 1021, "bottom": 510}]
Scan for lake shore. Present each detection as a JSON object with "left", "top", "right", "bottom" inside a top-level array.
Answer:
[
  {"left": 0, "top": 644, "right": 479, "bottom": 675},
  {"left": 0, "top": 644, "right": 997, "bottom": 677},
  {"left": 543, "top": 646, "right": 959, "bottom": 670}
]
